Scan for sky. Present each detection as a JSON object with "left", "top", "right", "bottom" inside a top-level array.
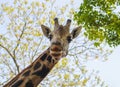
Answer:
[
  {"left": 0, "top": 0, "right": 120, "bottom": 87},
  {"left": 87, "top": 46, "right": 120, "bottom": 87}
]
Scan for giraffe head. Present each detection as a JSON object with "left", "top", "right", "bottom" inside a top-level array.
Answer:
[{"left": 41, "top": 18, "right": 82, "bottom": 59}]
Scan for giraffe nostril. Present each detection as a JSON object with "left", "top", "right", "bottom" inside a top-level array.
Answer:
[{"left": 52, "top": 41, "right": 61, "bottom": 46}]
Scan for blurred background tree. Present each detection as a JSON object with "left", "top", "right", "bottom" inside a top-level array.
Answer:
[
  {"left": 0, "top": 0, "right": 112, "bottom": 87},
  {"left": 74, "top": 0, "right": 120, "bottom": 47}
]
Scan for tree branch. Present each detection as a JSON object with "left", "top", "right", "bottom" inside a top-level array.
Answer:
[
  {"left": 12, "top": 22, "right": 26, "bottom": 73},
  {"left": 0, "top": 44, "right": 20, "bottom": 74},
  {"left": 0, "top": 44, "right": 14, "bottom": 59},
  {"left": 13, "top": 22, "right": 26, "bottom": 56}
]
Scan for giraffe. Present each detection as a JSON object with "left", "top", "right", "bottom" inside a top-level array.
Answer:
[{"left": 4, "top": 18, "right": 82, "bottom": 87}]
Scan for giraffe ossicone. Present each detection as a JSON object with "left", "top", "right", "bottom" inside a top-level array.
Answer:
[{"left": 4, "top": 18, "right": 82, "bottom": 87}]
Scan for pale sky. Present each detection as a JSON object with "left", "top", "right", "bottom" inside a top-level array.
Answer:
[
  {"left": 87, "top": 46, "right": 120, "bottom": 87},
  {"left": 0, "top": 0, "right": 120, "bottom": 87}
]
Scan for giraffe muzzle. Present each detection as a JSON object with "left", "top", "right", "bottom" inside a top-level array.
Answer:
[{"left": 50, "top": 45, "right": 63, "bottom": 59}]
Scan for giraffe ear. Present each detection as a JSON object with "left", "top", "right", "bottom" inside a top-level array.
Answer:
[
  {"left": 71, "top": 26, "right": 82, "bottom": 39},
  {"left": 41, "top": 25, "right": 51, "bottom": 38}
]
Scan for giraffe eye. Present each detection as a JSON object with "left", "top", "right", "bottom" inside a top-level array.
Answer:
[
  {"left": 67, "top": 36, "right": 72, "bottom": 43},
  {"left": 48, "top": 34, "right": 53, "bottom": 40}
]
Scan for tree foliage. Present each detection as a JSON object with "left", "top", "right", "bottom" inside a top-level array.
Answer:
[
  {"left": 74, "top": 0, "right": 120, "bottom": 47},
  {"left": 0, "top": 0, "right": 112, "bottom": 87}
]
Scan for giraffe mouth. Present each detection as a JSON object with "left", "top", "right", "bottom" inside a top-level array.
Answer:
[{"left": 50, "top": 45, "right": 63, "bottom": 59}]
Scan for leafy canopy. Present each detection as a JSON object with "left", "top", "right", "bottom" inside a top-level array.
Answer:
[{"left": 74, "top": 0, "right": 120, "bottom": 47}]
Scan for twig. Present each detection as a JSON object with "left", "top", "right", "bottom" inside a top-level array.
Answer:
[
  {"left": 31, "top": 37, "right": 43, "bottom": 61},
  {"left": 2, "top": 58, "right": 14, "bottom": 74}
]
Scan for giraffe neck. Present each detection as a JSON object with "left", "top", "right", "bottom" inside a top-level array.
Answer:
[{"left": 4, "top": 48, "right": 60, "bottom": 87}]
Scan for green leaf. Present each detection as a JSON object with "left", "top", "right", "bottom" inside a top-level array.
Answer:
[{"left": 94, "top": 42, "right": 100, "bottom": 47}]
